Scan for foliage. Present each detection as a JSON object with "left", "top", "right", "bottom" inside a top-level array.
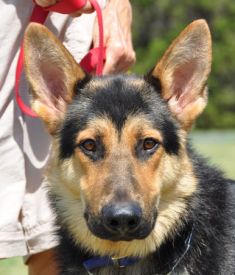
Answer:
[{"left": 132, "top": 0, "right": 235, "bottom": 129}]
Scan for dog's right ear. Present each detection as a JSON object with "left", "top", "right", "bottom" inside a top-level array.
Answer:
[{"left": 24, "top": 23, "right": 86, "bottom": 134}]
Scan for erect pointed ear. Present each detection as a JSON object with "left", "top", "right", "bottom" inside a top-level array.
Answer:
[
  {"left": 150, "top": 19, "right": 212, "bottom": 130},
  {"left": 24, "top": 23, "right": 86, "bottom": 134}
]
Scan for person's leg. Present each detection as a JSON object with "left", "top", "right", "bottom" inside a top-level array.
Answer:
[{"left": 27, "top": 248, "right": 58, "bottom": 275}]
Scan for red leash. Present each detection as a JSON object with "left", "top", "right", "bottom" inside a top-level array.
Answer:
[{"left": 15, "top": 0, "right": 105, "bottom": 118}]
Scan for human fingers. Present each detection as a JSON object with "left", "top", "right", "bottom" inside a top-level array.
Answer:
[
  {"left": 103, "top": 41, "right": 135, "bottom": 74},
  {"left": 70, "top": 1, "right": 94, "bottom": 17},
  {"left": 35, "top": 0, "right": 94, "bottom": 16},
  {"left": 35, "top": 0, "right": 57, "bottom": 7},
  {"left": 93, "top": 8, "right": 135, "bottom": 74}
]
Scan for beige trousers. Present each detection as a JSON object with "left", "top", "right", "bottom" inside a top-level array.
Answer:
[{"left": 0, "top": 0, "right": 106, "bottom": 258}]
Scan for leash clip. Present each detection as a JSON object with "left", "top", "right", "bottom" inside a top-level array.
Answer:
[{"left": 111, "top": 256, "right": 126, "bottom": 268}]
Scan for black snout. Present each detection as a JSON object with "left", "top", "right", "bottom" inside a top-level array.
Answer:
[
  {"left": 85, "top": 202, "right": 156, "bottom": 241},
  {"left": 102, "top": 202, "right": 142, "bottom": 235}
]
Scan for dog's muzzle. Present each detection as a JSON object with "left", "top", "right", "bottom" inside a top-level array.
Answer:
[{"left": 85, "top": 202, "right": 156, "bottom": 241}]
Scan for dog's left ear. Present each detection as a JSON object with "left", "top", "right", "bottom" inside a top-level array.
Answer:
[
  {"left": 24, "top": 23, "right": 86, "bottom": 134},
  {"left": 150, "top": 19, "right": 212, "bottom": 130}
]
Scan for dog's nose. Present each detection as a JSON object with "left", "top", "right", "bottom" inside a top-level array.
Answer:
[{"left": 102, "top": 203, "right": 142, "bottom": 234}]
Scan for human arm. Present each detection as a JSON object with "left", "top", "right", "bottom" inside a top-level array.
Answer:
[
  {"left": 35, "top": 0, "right": 136, "bottom": 74},
  {"left": 92, "top": 0, "right": 136, "bottom": 74}
]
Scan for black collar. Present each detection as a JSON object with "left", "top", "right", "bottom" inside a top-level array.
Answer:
[
  {"left": 82, "top": 223, "right": 194, "bottom": 275},
  {"left": 83, "top": 255, "right": 139, "bottom": 274}
]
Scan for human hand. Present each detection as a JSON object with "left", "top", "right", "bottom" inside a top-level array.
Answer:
[
  {"left": 35, "top": 0, "right": 94, "bottom": 15},
  {"left": 35, "top": 0, "right": 57, "bottom": 7},
  {"left": 92, "top": 0, "right": 136, "bottom": 74}
]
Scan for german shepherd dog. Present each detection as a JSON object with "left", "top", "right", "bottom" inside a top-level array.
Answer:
[{"left": 24, "top": 20, "right": 235, "bottom": 274}]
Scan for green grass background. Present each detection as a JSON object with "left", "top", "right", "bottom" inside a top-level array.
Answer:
[{"left": 0, "top": 130, "right": 234, "bottom": 275}]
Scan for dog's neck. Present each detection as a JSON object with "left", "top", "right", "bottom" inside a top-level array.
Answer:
[{"left": 58, "top": 222, "right": 194, "bottom": 275}]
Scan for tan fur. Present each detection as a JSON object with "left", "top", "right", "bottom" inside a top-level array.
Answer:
[
  {"left": 86, "top": 78, "right": 109, "bottom": 91},
  {"left": 24, "top": 23, "right": 85, "bottom": 134},
  {"left": 152, "top": 19, "right": 212, "bottom": 130},
  {"left": 46, "top": 114, "right": 196, "bottom": 257}
]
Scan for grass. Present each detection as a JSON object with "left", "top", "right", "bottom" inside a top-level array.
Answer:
[
  {"left": 0, "top": 257, "right": 27, "bottom": 275},
  {"left": 190, "top": 130, "right": 235, "bottom": 179},
  {"left": 0, "top": 130, "right": 234, "bottom": 274}
]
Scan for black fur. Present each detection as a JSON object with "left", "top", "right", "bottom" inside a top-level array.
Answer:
[
  {"left": 55, "top": 75, "right": 235, "bottom": 275},
  {"left": 59, "top": 75, "right": 180, "bottom": 160}
]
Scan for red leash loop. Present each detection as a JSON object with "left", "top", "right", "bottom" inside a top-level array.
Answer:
[
  {"left": 15, "top": 47, "right": 38, "bottom": 117},
  {"left": 15, "top": 0, "right": 105, "bottom": 117},
  {"left": 15, "top": 5, "right": 49, "bottom": 118},
  {"left": 88, "top": 0, "right": 104, "bottom": 76}
]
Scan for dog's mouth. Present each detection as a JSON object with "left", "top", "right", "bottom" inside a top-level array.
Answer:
[{"left": 84, "top": 204, "right": 157, "bottom": 242}]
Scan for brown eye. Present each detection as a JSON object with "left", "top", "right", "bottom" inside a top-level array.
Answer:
[
  {"left": 81, "top": 139, "right": 96, "bottom": 152},
  {"left": 143, "top": 138, "right": 158, "bottom": 151}
]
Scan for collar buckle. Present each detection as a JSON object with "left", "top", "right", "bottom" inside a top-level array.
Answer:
[{"left": 111, "top": 256, "right": 126, "bottom": 268}]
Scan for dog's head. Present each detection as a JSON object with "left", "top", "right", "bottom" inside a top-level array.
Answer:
[{"left": 24, "top": 20, "right": 211, "bottom": 257}]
